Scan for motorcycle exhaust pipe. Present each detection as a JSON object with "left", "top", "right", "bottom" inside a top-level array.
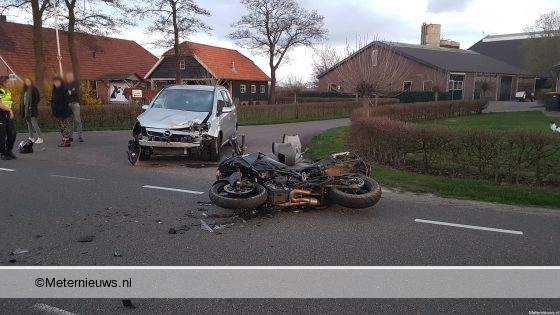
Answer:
[{"left": 278, "top": 189, "right": 320, "bottom": 208}]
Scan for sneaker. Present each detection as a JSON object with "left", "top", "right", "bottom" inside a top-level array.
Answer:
[
  {"left": 0, "top": 154, "right": 12, "bottom": 160},
  {"left": 35, "top": 138, "right": 44, "bottom": 144},
  {"left": 28, "top": 137, "right": 35, "bottom": 142},
  {"left": 7, "top": 151, "right": 16, "bottom": 159},
  {"left": 79, "top": 137, "right": 84, "bottom": 143}
]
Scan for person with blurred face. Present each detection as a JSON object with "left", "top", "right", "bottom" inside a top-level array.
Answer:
[
  {"left": 20, "top": 77, "right": 43, "bottom": 144},
  {"left": 51, "top": 77, "right": 73, "bottom": 147},
  {"left": 65, "top": 72, "right": 83, "bottom": 142}
]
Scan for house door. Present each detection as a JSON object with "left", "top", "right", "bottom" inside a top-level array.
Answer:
[{"left": 499, "top": 76, "right": 513, "bottom": 101}]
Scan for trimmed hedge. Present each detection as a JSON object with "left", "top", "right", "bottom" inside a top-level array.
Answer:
[
  {"left": 237, "top": 101, "right": 361, "bottom": 124},
  {"left": 395, "top": 91, "right": 451, "bottom": 103},
  {"left": 364, "top": 100, "right": 488, "bottom": 121},
  {"left": 350, "top": 101, "right": 560, "bottom": 186}
]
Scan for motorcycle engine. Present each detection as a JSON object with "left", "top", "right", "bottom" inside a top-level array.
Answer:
[{"left": 265, "top": 175, "right": 290, "bottom": 204}]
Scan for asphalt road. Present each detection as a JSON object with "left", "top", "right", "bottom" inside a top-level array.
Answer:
[{"left": 1, "top": 118, "right": 559, "bottom": 313}]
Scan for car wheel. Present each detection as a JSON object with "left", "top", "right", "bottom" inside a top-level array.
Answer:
[{"left": 209, "top": 135, "right": 221, "bottom": 162}]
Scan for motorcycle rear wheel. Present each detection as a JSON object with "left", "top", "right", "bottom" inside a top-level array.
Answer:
[
  {"left": 209, "top": 182, "right": 268, "bottom": 210},
  {"left": 327, "top": 175, "right": 382, "bottom": 209}
]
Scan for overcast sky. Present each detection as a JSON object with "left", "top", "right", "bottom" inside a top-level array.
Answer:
[{"left": 7, "top": 0, "right": 559, "bottom": 83}]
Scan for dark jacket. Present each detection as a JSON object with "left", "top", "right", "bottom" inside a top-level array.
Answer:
[
  {"left": 65, "top": 81, "right": 80, "bottom": 103},
  {"left": 19, "top": 86, "right": 41, "bottom": 118},
  {"left": 51, "top": 85, "right": 72, "bottom": 118}
]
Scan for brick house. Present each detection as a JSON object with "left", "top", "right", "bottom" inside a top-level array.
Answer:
[
  {"left": 145, "top": 41, "right": 270, "bottom": 104},
  {"left": 0, "top": 19, "right": 158, "bottom": 103},
  {"left": 318, "top": 41, "right": 533, "bottom": 101}
]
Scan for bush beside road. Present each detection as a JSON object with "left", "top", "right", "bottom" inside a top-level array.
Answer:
[{"left": 309, "top": 127, "right": 560, "bottom": 208}]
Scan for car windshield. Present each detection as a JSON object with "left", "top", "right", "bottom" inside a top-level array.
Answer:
[{"left": 151, "top": 89, "right": 214, "bottom": 112}]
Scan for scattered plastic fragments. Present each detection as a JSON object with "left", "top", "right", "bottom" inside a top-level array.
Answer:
[
  {"left": 114, "top": 251, "right": 122, "bottom": 257},
  {"left": 155, "top": 220, "right": 162, "bottom": 224},
  {"left": 10, "top": 248, "right": 28, "bottom": 255},
  {"left": 168, "top": 228, "right": 177, "bottom": 234},
  {"left": 77, "top": 235, "right": 95, "bottom": 243},
  {"left": 200, "top": 220, "right": 214, "bottom": 233},
  {"left": 213, "top": 223, "right": 235, "bottom": 230},
  {"left": 122, "top": 299, "right": 135, "bottom": 309},
  {"left": 197, "top": 201, "right": 214, "bottom": 206},
  {"left": 8, "top": 259, "right": 16, "bottom": 263}
]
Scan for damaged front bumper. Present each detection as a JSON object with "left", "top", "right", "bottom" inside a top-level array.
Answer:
[{"left": 138, "top": 127, "right": 215, "bottom": 149}]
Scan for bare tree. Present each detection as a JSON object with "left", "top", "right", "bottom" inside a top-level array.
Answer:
[
  {"left": 59, "top": 0, "right": 132, "bottom": 80},
  {"left": 311, "top": 44, "right": 341, "bottom": 80},
  {"left": 523, "top": 10, "right": 560, "bottom": 76},
  {"left": 1, "top": 0, "right": 51, "bottom": 101},
  {"left": 133, "top": 0, "right": 210, "bottom": 84},
  {"left": 230, "top": 0, "right": 327, "bottom": 104},
  {"left": 334, "top": 40, "right": 411, "bottom": 109},
  {"left": 281, "top": 75, "right": 307, "bottom": 104}
]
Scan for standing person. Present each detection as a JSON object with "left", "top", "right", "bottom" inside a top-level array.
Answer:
[
  {"left": 51, "top": 77, "right": 73, "bottom": 147},
  {"left": 0, "top": 82, "right": 17, "bottom": 160},
  {"left": 65, "top": 72, "right": 83, "bottom": 142},
  {"left": 20, "top": 78, "right": 43, "bottom": 144}
]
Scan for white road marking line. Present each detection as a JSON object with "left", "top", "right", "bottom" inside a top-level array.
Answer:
[
  {"left": 415, "top": 219, "right": 523, "bottom": 235},
  {"left": 0, "top": 168, "right": 15, "bottom": 172},
  {"left": 143, "top": 185, "right": 205, "bottom": 195},
  {"left": 50, "top": 175, "right": 94, "bottom": 181},
  {"left": 30, "top": 303, "right": 78, "bottom": 315}
]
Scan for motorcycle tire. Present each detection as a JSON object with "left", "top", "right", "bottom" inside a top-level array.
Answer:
[
  {"left": 327, "top": 175, "right": 382, "bottom": 209},
  {"left": 209, "top": 182, "right": 268, "bottom": 210}
]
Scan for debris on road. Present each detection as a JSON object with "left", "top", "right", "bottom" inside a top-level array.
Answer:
[
  {"left": 214, "top": 223, "right": 235, "bottom": 230},
  {"left": 10, "top": 248, "right": 29, "bottom": 255},
  {"left": 8, "top": 259, "right": 16, "bottom": 263},
  {"left": 105, "top": 207, "right": 113, "bottom": 210},
  {"left": 168, "top": 228, "right": 177, "bottom": 234},
  {"left": 113, "top": 251, "right": 122, "bottom": 257},
  {"left": 197, "top": 201, "right": 214, "bottom": 206},
  {"left": 122, "top": 299, "right": 135, "bottom": 309},
  {"left": 77, "top": 235, "right": 95, "bottom": 243},
  {"left": 156, "top": 220, "right": 162, "bottom": 224},
  {"left": 200, "top": 220, "right": 214, "bottom": 233}
]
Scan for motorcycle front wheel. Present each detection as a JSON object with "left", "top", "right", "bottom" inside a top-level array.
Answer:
[
  {"left": 327, "top": 175, "right": 382, "bottom": 209},
  {"left": 209, "top": 182, "right": 268, "bottom": 210}
]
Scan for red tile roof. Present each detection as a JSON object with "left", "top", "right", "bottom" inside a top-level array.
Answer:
[
  {"left": 161, "top": 41, "right": 270, "bottom": 82},
  {"left": 0, "top": 21, "right": 158, "bottom": 81}
]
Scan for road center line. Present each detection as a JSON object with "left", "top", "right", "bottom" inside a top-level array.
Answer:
[
  {"left": 30, "top": 303, "right": 78, "bottom": 315},
  {"left": 415, "top": 219, "right": 523, "bottom": 235},
  {"left": 0, "top": 168, "right": 15, "bottom": 172},
  {"left": 50, "top": 175, "right": 95, "bottom": 181},
  {"left": 143, "top": 185, "right": 205, "bottom": 195}
]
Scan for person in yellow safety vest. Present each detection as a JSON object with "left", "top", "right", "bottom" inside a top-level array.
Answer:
[{"left": 0, "top": 81, "right": 17, "bottom": 160}]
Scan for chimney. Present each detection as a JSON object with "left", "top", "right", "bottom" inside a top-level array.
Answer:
[
  {"left": 230, "top": 61, "right": 236, "bottom": 72},
  {"left": 0, "top": 15, "right": 7, "bottom": 23},
  {"left": 421, "top": 23, "right": 441, "bottom": 47}
]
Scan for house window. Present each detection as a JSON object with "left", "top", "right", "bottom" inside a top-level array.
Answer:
[
  {"left": 403, "top": 81, "right": 412, "bottom": 91},
  {"left": 8, "top": 74, "right": 17, "bottom": 81},
  {"left": 371, "top": 49, "right": 378, "bottom": 67},
  {"left": 179, "top": 59, "right": 185, "bottom": 70},
  {"left": 328, "top": 83, "right": 340, "bottom": 92},
  {"left": 448, "top": 80, "right": 463, "bottom": 91},
  {"left": 240, "top": 84, "right": 246, "bottom": 93},
  {"left": 423, "top": 80, "right": 433, "bottom": 91},
  {"left": 251, "top": 85, "right": 256, "bottom": 94},
  {"left": 260, "top": 85, "right": 266, "bottom": 93}
]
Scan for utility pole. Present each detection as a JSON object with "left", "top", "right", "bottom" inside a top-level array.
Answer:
[{"left": 54, "top": 0, "right": 63, "bottom": 76}]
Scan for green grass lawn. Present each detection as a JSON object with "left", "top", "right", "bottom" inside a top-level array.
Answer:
[
  {"left": 421, "top": 111, "right": 552, "bottom": 131},
  {"left": 309, "top": 126, "right": 560, "bottom": 209}
]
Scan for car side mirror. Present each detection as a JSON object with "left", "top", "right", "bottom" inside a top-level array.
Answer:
[
  {"left": 141, "top": 105, "right": 150, "bottom": 111},
  {"left": 217, "top": 100, "right": 226, "bottom": 113},
  {"left": 221, "top": 106, "right": 233, "bottom": 113}
]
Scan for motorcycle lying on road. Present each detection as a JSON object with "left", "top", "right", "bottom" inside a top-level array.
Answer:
[{"left": 209, "top": 149, "right": 382, "bottom": 210}]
